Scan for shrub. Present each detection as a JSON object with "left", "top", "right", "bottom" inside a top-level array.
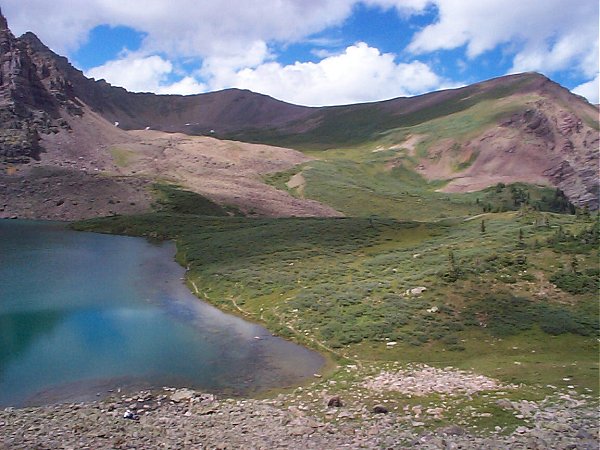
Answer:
[
  {"left": 550, "top": 268, "right": 599, "bottom": 295},
  {"left": 463, "top": 294, "right": 536, "bottom": 336},
  {"left": 463, "top": 293, "right": 598, "bottom": 337}
]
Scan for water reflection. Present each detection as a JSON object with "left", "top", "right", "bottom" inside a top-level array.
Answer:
[{"left": 0, "top": 220, "right": 323, "bottom": 407}]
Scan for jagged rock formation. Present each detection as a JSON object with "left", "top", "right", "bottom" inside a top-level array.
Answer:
[
  {"left": 0, "top": 9, "right": 77, "bottom": 163},
  {"left": 412, "top": 90, "right": 599, "bottom": 208}
]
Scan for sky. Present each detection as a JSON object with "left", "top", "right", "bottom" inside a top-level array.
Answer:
[{"left": 3, "top": 0, "right": 599, "bottom": 106}]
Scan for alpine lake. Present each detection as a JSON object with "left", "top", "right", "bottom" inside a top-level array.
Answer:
[{"left": 0, "top": 219, "right": 324, "bottom": 407}]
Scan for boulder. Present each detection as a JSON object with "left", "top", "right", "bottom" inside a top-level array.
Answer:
[
  {"left": 406, "top": 286, "right": 427, "bottom": 296},
  {"left": 327, "top": 396, "right": 343, "bottom": 408},
  {"left": 170, "top": 388, "right": 196, "bottom": 403},
  {"left": 372, "top": 404, "right": 389, "bottom": 414}
]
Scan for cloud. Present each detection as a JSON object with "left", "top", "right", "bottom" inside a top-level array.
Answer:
[
  {"left": 2, "top": 0, "right": 355, "bottom": 58},
  {"left": 406, "top": 0, "right": 599, "bottom": 78},
  {"left": 3, "top": 0, "right": 597, "bottom": 105},
  {"left": 156, "top": 76, "right": 207, "bottom": 96},
  {"left": 363, "top": 0, "right": 432, "bottom": 15},
  {"left": 209, "top": 42, "right": 448, "bottom": 106},
  {"left": 573, "top": 75, "right": 599, "bottom": 105},
  {"left": 86, "top": 54, "right": 206, "bottom": 94},
  {"left": 199, "top": 40, "right": 272, "bottom": 83}
]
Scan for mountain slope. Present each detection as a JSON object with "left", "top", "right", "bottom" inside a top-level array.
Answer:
[
  {"left": 239, "top": 73, "right": 598, "bottom": 209},
  {"left": 19, "top": 31, "right": 314, "bottom": 135},
  {"left": 0, "top": 8, "right": 597, "bottom": 217},
  {"left": 0, "top": 11, "right": 339, "bottom": 220}
]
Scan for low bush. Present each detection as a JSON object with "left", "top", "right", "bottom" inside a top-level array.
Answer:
[
  {"left": 550, "top": 268, "right": 599, "bottom": 295},
  {"left": 463, "top": 293, "right": 598, "bottom": 337}
]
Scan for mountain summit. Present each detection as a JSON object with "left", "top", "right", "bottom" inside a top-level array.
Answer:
[{"left": 0, "top": 10, "right": 597, "bottom": 219}]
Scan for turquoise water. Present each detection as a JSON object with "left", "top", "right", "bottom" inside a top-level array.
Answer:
[{"left": 0, "top": 220, "right": 324, "bottom": 407}]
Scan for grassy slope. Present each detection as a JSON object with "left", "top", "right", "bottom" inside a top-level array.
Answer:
[
  {"left": 73, "top": 78, "right": 598, "bottom": 430},
  {"left": 74, "top": 201, "right": 599, "bottom": 396},
  {"left": 223, "top": 73, "right": 540, "bottom": 151},
  {"left": 263, "top": 89, "right": 581, "bottom": 222},
  {"left": 74, "top": 182, "right": 598, "bottom": 434}
]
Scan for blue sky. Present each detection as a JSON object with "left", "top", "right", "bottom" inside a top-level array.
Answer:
[{"left": 3, "top": 0, "right": 599, "bottom": 105}]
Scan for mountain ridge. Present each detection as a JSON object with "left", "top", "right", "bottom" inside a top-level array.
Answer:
[{"left": 0, "top": 9, "right": 597, "bottom": 218}]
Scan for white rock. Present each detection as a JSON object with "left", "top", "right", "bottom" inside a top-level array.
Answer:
[{"left": 170, "top": 388, "right": 196, "bottom": 402}]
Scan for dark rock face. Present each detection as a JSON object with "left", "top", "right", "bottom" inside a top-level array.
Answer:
[
  {"left": 499, "top": 100, "right": 599, "bottom": 210},
  {"left": 0, "top": 10, "right": 76, "bottom": 163}
]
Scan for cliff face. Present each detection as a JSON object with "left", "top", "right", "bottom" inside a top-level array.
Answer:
[
  {"left": 0, "top": 10, "right": 80, "bottom": 163},
  {"left": 413, "top": 87, "right": 599, "bottom": 209}
]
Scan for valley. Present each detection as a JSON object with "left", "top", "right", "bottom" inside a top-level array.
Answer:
[{"left": 0, "top": 7, "right": 598, "bottom": 449}]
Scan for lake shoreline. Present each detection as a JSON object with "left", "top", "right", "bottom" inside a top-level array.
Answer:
[
  {"left": 3, "top": 219, "right": 598, "bottom": 449},
  {"left": 68, "top": 219, "right": 340, "bottom": 388},
  {"left": 0, "top": 219, "right": 326, "bottom": 407},
  {"left": 2, "top": 382, "right": 597, "bottom": 449}
]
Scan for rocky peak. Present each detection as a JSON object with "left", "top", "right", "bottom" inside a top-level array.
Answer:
[
  {"left": 0, "top": 8, "right": 8, "bottom": 31},
  {"left": 0, "top": 8, "right": 14, "bottom": 56},
  {"left": 0, "top": 13, "right": 76, "bottom": 163},
  {"left": 19, "top": 31, "right": 45, "bottom": 51}
]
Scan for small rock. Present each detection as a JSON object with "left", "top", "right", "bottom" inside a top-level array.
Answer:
[
  {"left": 327, "top": 396, "right": 343, "bottom": 408},
  {"left": 576, "top": 429, "right": 594, "bottom": 440},
  {"left": 440, "top": 425, "right": 466, "bottom": 436},
  {"left": 123, "top": 410, "right": 139, "bottom": 420},
  {"left": 548, "top": 422, "right": 570, "bottom": 432},
  {"left": 289, "top": 426, "right": 313, "bottom": 436},
  {"left": 372, "top": 405, "right": 389, "bottom": 414},
  {"left": 198, "top": 407, "right": 217, "bottom": 415},
  {"left": 406, "top": 286, "right": 427, "bottom": 296},
  {"left": 495, "top": 399, "right": 514, "bottom": 410}
]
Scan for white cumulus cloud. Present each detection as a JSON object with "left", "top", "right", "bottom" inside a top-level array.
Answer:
[
  {"left": 406, "top": 0, "right": 599, "bottom": 79},
  {"left": 3, "top": 0, "right": 598, "bottom": 104},
  {"left": 156, "top": 76, "right": 207, "bottom": 96},
  {"left": 573, "top": 75, "right": 599, "bottom": 105},
  {"left": 209, "top": 42, "right": 448, "bottom": 106},
  {"left": 2, "top": 0, "right": 356, "bottom": 58},
  {"left": 86, "top": 54, "right": 206, "bottom": 94}
]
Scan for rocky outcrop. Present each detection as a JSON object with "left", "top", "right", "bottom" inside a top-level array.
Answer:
[
  {"left": 504, "top": 100, "right": 599, "bottom": 209},
  {"left": 417, "top": 93, "right": 598, "bottom": 209},
  {"left": 0, "top": 8, "right": 74, "bottom": 163}
]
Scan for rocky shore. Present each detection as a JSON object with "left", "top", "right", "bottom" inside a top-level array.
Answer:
[{"left": 2, "top": 365, "right": 598, "bottom": 449}]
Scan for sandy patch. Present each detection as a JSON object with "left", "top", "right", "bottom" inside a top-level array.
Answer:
[
  {"left": 392, "top": 134, "right": 425, "bottom": 155},
  {"left": 373, "top": 134, "right": 425, "bottom": 155}
]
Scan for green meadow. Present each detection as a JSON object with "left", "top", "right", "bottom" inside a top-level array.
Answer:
[
  {"left": 74, "top": 182, "right": 599, "bottom": 400},
  {"left": 73, "top": 86, "right": 598, "bottom": 429}
]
